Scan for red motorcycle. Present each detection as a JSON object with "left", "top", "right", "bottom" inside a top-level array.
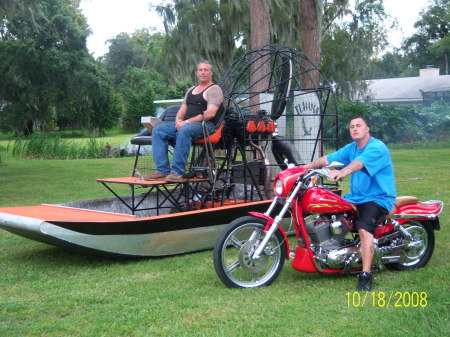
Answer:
[{"left": 213, "top": 162, "right": 444, "bottom": 288}]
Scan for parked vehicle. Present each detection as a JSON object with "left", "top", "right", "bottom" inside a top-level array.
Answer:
[
  {"left": 0, "top": 46, "right": 339, "bottom": 257},
  {"left": 213, "top": 162, "right": 444, "bottom": 288}
]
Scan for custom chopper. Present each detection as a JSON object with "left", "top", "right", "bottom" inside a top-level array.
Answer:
[{"left": 213, "top": 162, "right": 443, "bottom": 288}]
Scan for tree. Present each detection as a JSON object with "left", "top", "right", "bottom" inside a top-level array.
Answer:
[
  {"left": 119, "top": 67, "right": 157, "bottom": 131},
  {"left": 363, "top": 51, "right": 408, "bottom": 79},
  {"left": 60, "top": 57, "right": 123, "bottom": 135},
  {"left": 248, "top": 0, "right": 270, "bottom": 113},
  {"left": 155, "top": 0, "right": 390, "bottom": 100},
  {"left": 321, "top": 0, "right": 389, "bottom": 98},
  {"left": 299, "top": 0, "right": 322, "bottom": 87},
  {"left": 0, "top": 0, "right": 121, "bottom": 135},
  {"left": 156, "top": 0, "right": 248, "bottom": 80},
  {"left": 403, "top": 0, "right": 450, "bottom": 74},
  {"left": 103, "top": 28, "right": 190, "bottom": 130},
  {"left": 102, "top": 30, "right": 166, "bottom": 87}
]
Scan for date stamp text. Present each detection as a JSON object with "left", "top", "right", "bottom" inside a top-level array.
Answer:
[{"left": 346, "top": 291, "right": 428, "bottom": 308}]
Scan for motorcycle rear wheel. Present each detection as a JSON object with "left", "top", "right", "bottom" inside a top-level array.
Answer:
[
  {"left": 390, "top": 220, "right": 435, "bottom": 270},
  {"left": 213, "top": 216, "right": 286, "bottom": 288}
]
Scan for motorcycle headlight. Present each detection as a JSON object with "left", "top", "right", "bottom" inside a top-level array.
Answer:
[{"left": 274, "top": 178, "right": 284, "bottom": 196}]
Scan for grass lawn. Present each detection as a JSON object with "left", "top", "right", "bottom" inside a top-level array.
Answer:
[{"left": 0, "top": 145, "right": 449, "bottom": 336}]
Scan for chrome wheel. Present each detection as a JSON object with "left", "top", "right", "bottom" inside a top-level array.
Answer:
[
  {"left": 213, "top": 216, "right": 286, "bottom": 288},
  {"left": 393, "top": 220, "right": 435, "bottom": 270}
]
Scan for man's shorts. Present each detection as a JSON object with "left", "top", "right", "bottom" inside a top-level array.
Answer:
[{"left": 355, "top": 201, "right": 389, "bottom": 235}]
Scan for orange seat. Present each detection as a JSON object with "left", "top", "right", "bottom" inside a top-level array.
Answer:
[{"left": 195, "top": 122, "right": 224, "bottom": 144}]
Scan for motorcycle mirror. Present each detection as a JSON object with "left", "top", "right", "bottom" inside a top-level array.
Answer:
[
  {"left": 284, "top": 158, "right": 295, "bottom": 169},
  {"left": 328, "top": 161, "right": 344, "bottom": 169}
]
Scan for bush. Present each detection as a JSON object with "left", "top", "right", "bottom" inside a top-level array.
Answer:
[
  {"left": 8, "top": 133, "right": 108, "bottom": 159},
  {"left": 334, "top": 100, "right": 450, "bottom": 144}
]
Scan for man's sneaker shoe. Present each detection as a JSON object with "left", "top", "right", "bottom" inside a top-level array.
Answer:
[
  {"left": 357, "top": 272, "right": 372, "bottom": 291},
  {"left": 143, "top": 172, "right": 167, "bottom": 181},
  {"left": 166, "top": 173, "right": 183, "bottom": 182}
]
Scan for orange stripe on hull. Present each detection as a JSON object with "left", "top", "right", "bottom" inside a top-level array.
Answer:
[{"left": 0, "top": 205, "right": 137, "bottom": 222}]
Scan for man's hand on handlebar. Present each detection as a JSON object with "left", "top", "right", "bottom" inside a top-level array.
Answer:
[{"left": 327, "top": 169, "right": 345, "bottom": 182}]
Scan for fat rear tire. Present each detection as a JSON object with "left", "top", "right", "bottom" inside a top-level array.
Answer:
[{"left": 390, "top": 220, "right": 435, "bottom": 271}]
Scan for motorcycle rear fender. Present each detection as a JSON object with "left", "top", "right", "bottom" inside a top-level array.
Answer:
[
  {"left": 395, "top": 217, "right": 441, "bottom": 230},
  {"left": 248, "top": 212, "right": 290, "bottom": 259},
  {"left": 394, "top": 201, "right": 443, "bottom": 230}
]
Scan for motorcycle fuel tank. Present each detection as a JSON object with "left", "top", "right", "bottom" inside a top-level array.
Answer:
[{"left": 301, "top": 187, "right": 355, "bottom": 214}]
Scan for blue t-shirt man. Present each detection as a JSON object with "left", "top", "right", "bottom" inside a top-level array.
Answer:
[
  {"left": 303, "top": 116, "right": 396, "bottom": 291},
  {"left": 327, "top": 137, "right": 396, "bottom": 212}
]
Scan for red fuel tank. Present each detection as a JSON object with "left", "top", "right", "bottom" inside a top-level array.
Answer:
[{"left": 301, "top": 187, "right": 355, "bottom": 214}]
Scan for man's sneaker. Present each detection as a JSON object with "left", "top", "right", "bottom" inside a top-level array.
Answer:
[
  {"left": 357, "top": 272, "right": 372, "bottom": 291},
  {"left": 166, "top": 173, "right": 183, "bottom": 182},
  {"left": 143, "top": 172, "right": 167, "bottom": 181}
]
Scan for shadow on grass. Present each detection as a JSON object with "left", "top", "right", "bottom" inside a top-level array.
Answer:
[{"left": 4, "top": 242, "right": 141, "bottom": 268}]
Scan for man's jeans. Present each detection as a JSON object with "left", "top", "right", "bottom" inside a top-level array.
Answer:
[{"left": 152, "top": 121, "right": 214, "bottom": 176}]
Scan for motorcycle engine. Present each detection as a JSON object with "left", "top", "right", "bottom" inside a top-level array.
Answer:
[
  {"left": 306, "top": 214, "right": 353, "bottom": 248},
  {"left": 305, "top": 214, "right": 363, "bottom": 270}
]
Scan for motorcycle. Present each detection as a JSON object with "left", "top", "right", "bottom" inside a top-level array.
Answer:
[{"left": 213, "top": 162, "right": 444, "bottom": 288}]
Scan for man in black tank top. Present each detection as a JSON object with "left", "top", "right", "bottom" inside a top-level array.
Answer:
[{"left": 145, "top": 60, "right": 224, "bottom": 182}]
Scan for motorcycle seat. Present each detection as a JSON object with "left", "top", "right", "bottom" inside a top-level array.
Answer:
[{"left": 386, "top": 196, "right": 419, "bottom": 219}]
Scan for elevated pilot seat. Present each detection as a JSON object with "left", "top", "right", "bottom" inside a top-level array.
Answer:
[{"left": 131, "top": 104, "right": 226, "bottom": 178}]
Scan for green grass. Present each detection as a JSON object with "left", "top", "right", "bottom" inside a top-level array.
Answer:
[
  {"left": 388, "top": 139, "right": 450, "bottom": 150},
  {"left": 0, "top": 146, "right": 449, "bottom": 336}
]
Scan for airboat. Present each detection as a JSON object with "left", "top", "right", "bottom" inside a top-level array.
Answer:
[{"left": 0, "top": 46, "right": 339, "bottom": 257}]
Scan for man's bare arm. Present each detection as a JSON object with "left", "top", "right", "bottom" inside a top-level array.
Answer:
[
  {"left": 203, "top": 85, "right": 224, "bottom": 120},
  {"left": 327, "top": 159, "right": 364, "bottom": 181},
  {"left": 341, "top": 159, "right": 364, "bottom": 176},
  {"left": 206, "top": 85, "right": 223, "bottom": 107},
  {"left": 175, "top": 104, "right": 187, "bottom": 123},
  {"left": 303, "top": 156, "right": 329, "bottom": 170}
]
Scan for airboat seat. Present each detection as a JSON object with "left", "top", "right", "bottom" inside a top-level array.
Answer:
[
  {"left": 130, "top": 105, "right": 181, "bottom": 146},
  {"left": 195, "top": 122, "right": 224, "bottom": 144},
  {"left": 195, "top": 104, "right": 225, "bottom": 144}
]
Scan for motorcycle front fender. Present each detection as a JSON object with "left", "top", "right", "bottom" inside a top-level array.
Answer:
[{"left": 248, "top": 211, "right": 290, "bottom": 259}]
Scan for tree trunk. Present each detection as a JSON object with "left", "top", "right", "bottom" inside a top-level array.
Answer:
[
  {"left": 249, "top": 0, "right": 271, "bottom": 114},
  {"left": 445, "top": 52, "right": 448, "bottom": 75},
  {"left": 299, "top": 0, "right": 322, "bottom": 89}
]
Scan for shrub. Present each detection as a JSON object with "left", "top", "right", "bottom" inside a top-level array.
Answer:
[
  {"left": 8, "top": 133, "right": 107, "bottom": 159},
  {"left": 334, "top": 100, "right": 450, "bottom": 144}
]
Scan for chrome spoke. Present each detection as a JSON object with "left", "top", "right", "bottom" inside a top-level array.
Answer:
[
  {"left": 226, "top": 260, "right": 240, "bottom": 273},
  {"left": 229, "top": 236, "right": 243, "bottom": 249}
]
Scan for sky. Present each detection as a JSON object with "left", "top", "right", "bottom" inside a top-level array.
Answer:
[{"left": 79, "top": 0, "right": 431, "bottom": 58}]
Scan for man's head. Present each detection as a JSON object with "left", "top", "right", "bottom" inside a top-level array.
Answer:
[
  {"left": 349, "top": 116, "right": 371, "bottom": 144},
  {"left": 196, "top": 60, "right": 213, "bottom": 84}
]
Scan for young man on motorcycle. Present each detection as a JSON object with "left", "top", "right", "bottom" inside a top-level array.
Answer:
[{"left": 303, "top": 116, "right": 396, "bottom": 291}]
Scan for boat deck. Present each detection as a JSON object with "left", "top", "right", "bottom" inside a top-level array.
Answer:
[
  {"left": 0, "top": 204, "right": 137, "bottom": 222},
  {"left": 97, "top": 176, "right": 211, "bottom": 215},
  {"left": 96, "top": 176, "right": 209, "bottom": 185}
]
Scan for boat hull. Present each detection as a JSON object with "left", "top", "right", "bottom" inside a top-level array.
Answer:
[{"left": 0, "top": 199, "right": 283, "bottom": 257}]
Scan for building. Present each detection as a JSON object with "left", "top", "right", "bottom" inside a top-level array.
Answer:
[{"left": 360, "top": 68, "right": 450, "bottom": 106}]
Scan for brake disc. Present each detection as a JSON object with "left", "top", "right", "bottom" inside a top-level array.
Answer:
[{"left": 238, "top": 240, "right": 269, "bottom": 273}]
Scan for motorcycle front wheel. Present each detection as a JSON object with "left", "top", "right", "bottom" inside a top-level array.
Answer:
[
  {"left": 391, "top": 220, "right": 435, "bottom": 270},
  {"left": 213, "top": 216, "right": 286, "bottom": 288}
]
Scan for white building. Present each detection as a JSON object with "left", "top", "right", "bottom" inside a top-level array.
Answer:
[{"left": 359, "top": 68, "right": 450, "bottom": 106}]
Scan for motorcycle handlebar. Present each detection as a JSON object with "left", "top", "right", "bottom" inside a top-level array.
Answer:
[{"left": 304, "top": 167, "right": 343, "bottom": 183}]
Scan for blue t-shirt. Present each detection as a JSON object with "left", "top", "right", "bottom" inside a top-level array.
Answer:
[{"left": 326, "top": 137, "right": 396, "bottom": 212}]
